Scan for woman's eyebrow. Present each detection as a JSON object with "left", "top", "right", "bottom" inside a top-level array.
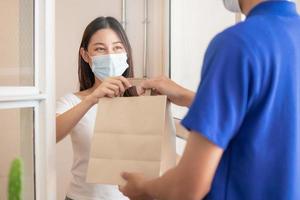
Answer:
[
  {"left": 113, "top": 41, "right": 123, "bottom": 44},
  {"left": 92, "top": 42, "right": 106, "bottom": 46},
  {"left": 92, "top": 42, "right": 122, "bottom": 46}
]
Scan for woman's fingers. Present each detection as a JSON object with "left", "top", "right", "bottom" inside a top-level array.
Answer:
[
  {"left": 107, "top": 76, "right": 132, "bottom": 96},
  {"left": 100, "top": 83, "right": 118, "bottom": 96},
  {"left": 106, "top": 78, "right": 126, "bottom": 94},
  {"left": 116, "top": 76, "right": 132, "bottom": 88},
  {"left": 93, "top": 83, "right": 118, "bottom": 97}
]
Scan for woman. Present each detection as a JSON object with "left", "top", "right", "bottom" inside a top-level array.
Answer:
[{"left": 56, "top": 16, "right": 133, "bottom": 200}]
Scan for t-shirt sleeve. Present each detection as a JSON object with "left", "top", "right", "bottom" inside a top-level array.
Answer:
[
  {"left": 56, "top": 94, "right": 75, "bottom": 115},
  {"left": 181, "top": 32, "right": 253, "bottom": 149}
]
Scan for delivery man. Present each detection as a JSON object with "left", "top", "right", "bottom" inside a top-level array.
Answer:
[{"left": 119, "top": 0, "right": 300, "bottom": 199}]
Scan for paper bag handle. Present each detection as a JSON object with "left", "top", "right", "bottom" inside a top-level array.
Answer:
[
  {"left": 125, "top": 78, "right": 154, "bottom": 97},
  {"left": 144, "top": 89, "right": 152, "bottom": 96},
  {"left": 124, "top": 86, "right": 152, "bottom": 97}
]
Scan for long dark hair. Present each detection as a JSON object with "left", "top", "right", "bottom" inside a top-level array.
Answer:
[{"left": 78, "top": 16, "right": 134, "bottom": 91}]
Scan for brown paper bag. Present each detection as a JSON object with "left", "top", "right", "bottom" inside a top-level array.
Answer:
[{"left": 86, "top": 79, "right": 176, "bottom": 185}]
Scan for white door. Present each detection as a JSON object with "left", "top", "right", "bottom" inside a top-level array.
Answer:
[{"left": 0, "top": 0, "right": 55, "bottom": 199}]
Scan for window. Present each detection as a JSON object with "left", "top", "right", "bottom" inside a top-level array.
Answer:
[{"left": 0, "top": 0, "right": 55, "bottom": 199}]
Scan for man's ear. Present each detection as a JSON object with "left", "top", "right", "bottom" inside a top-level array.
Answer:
[{"left": 80, "top": 47, "right": 90, "bottom": 63}]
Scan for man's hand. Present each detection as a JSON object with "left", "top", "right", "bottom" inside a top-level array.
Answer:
[
  {"left": 119, "top": 172, "right": 153, "bottom": 200},
  {"left": 119, "top": 132, "right": 223, "bottom": 200},
  {"left": 139, "top": 76, "right": 195, "bottom": 107}
]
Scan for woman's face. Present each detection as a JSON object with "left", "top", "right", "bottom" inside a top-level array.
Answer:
[{"left": 82, "top": 28, "right": 126, "bottom": 63}]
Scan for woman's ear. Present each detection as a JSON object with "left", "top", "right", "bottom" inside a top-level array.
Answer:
[{"left": 80, "top": 47, "right": 90, "bottom": 63}]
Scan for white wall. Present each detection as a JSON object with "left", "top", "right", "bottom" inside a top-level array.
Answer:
[{"left": 55, "top": 1, "right": 167, "bottom": 199}]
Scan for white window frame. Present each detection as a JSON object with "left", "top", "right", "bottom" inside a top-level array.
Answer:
[{"left": 0, "top": 0, "right": 56, "bottom": 199}]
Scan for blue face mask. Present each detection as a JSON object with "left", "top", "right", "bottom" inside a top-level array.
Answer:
[
  {"left": 223, "top": 0, "right": 241, "bottom": 13},
  {"left": 91, "top": 53, "right": 129, "bottom": 80}
]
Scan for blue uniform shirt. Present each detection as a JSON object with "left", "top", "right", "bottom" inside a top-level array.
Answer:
[{"left": 181, "top": 1, "right": 300, "bottom": 199}]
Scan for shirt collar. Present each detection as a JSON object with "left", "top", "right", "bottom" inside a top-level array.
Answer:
[{"left": 247, "top": 0, "right": 298, "bottom": 18}]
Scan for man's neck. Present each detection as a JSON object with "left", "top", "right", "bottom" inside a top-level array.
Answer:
[{"left": 240, "top": 0, "right": 262, "bottom": 15}]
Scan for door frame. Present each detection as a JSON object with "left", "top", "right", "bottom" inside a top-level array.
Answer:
[{"left": 0, "top": 0, "right": 56, "bottom": 199}]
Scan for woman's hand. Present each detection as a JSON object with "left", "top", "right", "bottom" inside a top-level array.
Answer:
[
  {"left": 56, "top": 76, "right": 131, "bottom": 142},
  {"left": 140, "top": 76, "right": 195, "bottom": 107},
  {"left": 86, "top": 76, "right": 132, "bottom": 105}
]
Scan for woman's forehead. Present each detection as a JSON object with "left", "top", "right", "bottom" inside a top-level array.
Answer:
[{"left": 90, "top": 28, "right": 122, "bottom": 45}]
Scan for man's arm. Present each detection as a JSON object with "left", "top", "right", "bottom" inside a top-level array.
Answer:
[
  {"left": 140, "top": 76, "right": 195, "bottom": 107},
  {"left": 121, "top": 132, "right": 223, "bottom": 200}
]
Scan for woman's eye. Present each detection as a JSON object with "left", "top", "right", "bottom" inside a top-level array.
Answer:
[
  {"left": 96, "top": 47, "right": 106, "bottom": 52},
  {"left": 114, "top": 46, "right": 123, "bottom": 50}
]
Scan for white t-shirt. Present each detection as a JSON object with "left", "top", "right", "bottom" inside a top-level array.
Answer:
[{"left": 56, "top": 93, "right": 128, "bottom": 200}]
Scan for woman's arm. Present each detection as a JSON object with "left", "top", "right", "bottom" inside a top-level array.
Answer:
[{"left": 56, "top": 95, "right": 95, "bottom": 142}]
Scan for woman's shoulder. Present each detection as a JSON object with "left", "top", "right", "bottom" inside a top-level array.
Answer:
[
  {"left": 56, "top": 93, "right": 82, "bottom": 109},
  {"left": 59, "top": 93, "right": 80, "bottom": 102},
  {"left": 56, "top": 89, "right": 92, "bottom": 109},
  {"left": 56, "top": 93, "right": 79, "bottom": 114},
  {"left": 74, "top": 88, "right": 93, "bottom": 100}
]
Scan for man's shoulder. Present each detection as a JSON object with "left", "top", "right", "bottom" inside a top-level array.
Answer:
[{"left": 207, "top": 17, "right": 268, "bottom": 57}]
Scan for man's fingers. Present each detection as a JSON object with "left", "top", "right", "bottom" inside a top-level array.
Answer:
[
  {"left": 118, "top": 180, "right": 130, "bottom": 197},
  {"left": 118, "top": 185, "right": 124, "bottom": 193},
  {"left": 121, "top": 172, "right": 131, "bottom": 180}
]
